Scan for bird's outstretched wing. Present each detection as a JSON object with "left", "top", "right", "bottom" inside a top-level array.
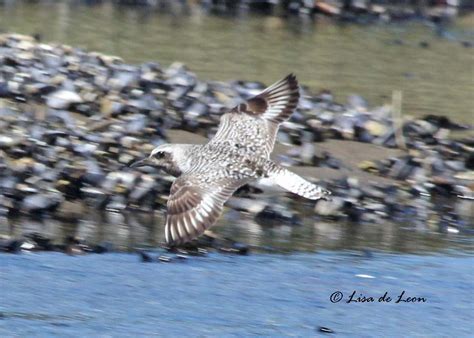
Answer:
[
  {"left": 164, "top": 173, "right": 243, "bottom": 245},
  {"left": 210, "top": 74, "right": 300, "bottom": 158}
]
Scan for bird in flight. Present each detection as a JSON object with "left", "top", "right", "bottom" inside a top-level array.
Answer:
[{"left": 131, "top": 74, "right": 331, "bottom": 246}]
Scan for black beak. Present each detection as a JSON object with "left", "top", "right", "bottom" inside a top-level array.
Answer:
[{"left": 129, "top": 157, "right": 149, "bottom": 168}]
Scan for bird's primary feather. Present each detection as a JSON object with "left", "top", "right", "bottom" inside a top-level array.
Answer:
[
  {"left": 209, "top": 74, "right": 300, "bottom": 158},
  {"left": 143, "top": 74, "right": 331, "bottom": 246}
]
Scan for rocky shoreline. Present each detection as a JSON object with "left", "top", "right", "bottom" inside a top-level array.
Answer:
[
  {"left": 73, "top": 0, "right": 470, "bottom": 24},
  {"left": 0, "top": 33, "right": 472, "bottom": 254}
]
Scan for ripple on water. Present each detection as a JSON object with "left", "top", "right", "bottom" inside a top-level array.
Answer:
[{"left": 0, "top": 252, "right": 472, "bottom": 336}]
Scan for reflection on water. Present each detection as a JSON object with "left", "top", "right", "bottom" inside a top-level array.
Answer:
[
  {"left": 1, "top": 206, "right": 472, "bottom": 254},
  {"left": 1, "top": 1, "right": 473, "bottom": 122}
]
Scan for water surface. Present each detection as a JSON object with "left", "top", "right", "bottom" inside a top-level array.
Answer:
[{"left": 1, "top": 252, "right": 473, "bottom": 337}]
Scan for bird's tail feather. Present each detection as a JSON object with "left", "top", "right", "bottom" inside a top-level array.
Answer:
[{"left": 268, "top": 165, "right": 331, "bottom": 200}]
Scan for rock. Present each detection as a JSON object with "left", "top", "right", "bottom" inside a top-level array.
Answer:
[
  {"left": 158, "top": 255, "right": 172, "bottom": 263},
  {"left": 358, "top": 160, "right": 379, "bottom": 173},
  {"left": 318, "top": 326, "right": 334, "bottom": 334},
  {"left": 23, "top": 233, "right": 54, "bottom": 251},
  {"left": 314, "top": 197, "right": 344, "bottom": 217},
  {"left": 254, "top": 205, "right": 301, "bottom": 226},
  {"left": 0, "top": 135, "right": 20, "bottom": 148},
  {"left": 138, "top": 250, "right": 153, "bottom": 263},
  {"left": 389, "top": 156, "right": 417, "bottom": 180},
  {"left": 299, "top": 142, "right": 316, "bottom": 165},
  {"left": 431, "top": 176, "right": 456, "bottom": 196},
  {"left": 318, "top": 151, "right": 342, "bottom": 169},
  {"left": 0, "top": 238, "right": 23, "bottom": 253},
  {"left": 353, "top": 124, "right": 374, "bottom": 143},
  {"left": 129, "top": 175, "right": 156, "bottom": 203},
  {"left": 105, "top": 196, "right": 128, "bottom": 212},
  {"left": 46, "top": 90, "right": 83, "bottom": 109},
  {"left": 454, "top": 171, "right": 474, "bottom": 181},
  {"left": 465, "top": 153, "right": 474, "bottom": 170},
  {"left": 218, "top": 242, "right": 249, "bottom": 255},
  {"left": 423, "top": 114, "right": 466, "bottom": 130},
  {"left": 364, "top": 120, "right": 388, "bottom": 137},
  {"left": 445, "top": 160, "right": 465, "bottom": 172},
  {"left": 226, "top": 197, "right": 267, "bottom": 214},
  {"left": 21, "top": 192, "right": 63, "bottom": 213}
]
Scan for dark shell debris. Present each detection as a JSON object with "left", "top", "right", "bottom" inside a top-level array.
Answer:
[
  {"left": 92, "top": 0, "right": 468, "bottom": 29},
  {"left": 0, "top": 33, "right": 473, "bottom": 257}
]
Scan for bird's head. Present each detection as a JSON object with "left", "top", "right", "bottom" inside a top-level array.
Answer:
[{"left": 130, "top": 144, "right": 184, "bottom": 176}]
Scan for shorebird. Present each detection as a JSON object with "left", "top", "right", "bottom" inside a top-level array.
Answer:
[{"left": 131, "top": 74, "right": 331, "bottom": 246}]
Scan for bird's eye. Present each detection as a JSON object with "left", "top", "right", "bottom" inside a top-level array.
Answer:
[{"left": 154, "top": 151, "right": 165, "bottom": 159}]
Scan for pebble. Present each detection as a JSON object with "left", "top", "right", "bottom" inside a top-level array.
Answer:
[
  {"left": 255, "top": 205, "right": 301, "bottom": 226},
  {"left": 46, "top": 90, "right": 83, "bottom": 109},
  {"left": 138, "top": 250, "right": 153, "bottom": 263},
  {"left": 318, "top": 326, "right": 335, "bottom": 334}
]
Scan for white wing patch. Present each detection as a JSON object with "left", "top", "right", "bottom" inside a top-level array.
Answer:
[{"left": 268, "top": 166, "right": 331, "bottom": 200}]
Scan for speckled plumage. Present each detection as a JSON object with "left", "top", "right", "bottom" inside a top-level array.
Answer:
[{"left": 136, "top": 74, "right": 331, "bottom": 245}]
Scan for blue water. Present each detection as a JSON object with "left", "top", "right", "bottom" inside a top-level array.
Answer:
[{"left": 1, "top": 251, "right": 473, "bottom": 337}]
